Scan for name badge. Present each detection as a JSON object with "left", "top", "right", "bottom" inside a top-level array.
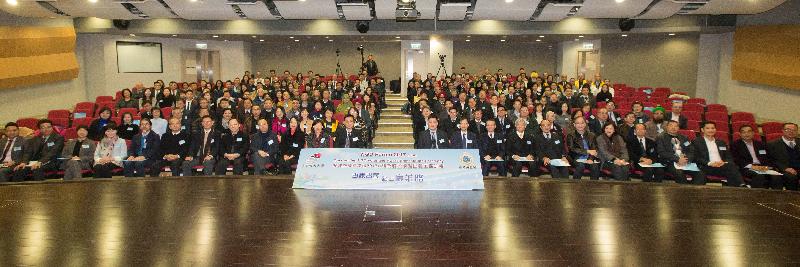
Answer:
[
  {"left": 352, "top": 137, "right": 359, "bottom": 141},
  {"left": 292, "top": 143, "right": 299, "bottom": 148},
  {"left": 638, "top": 118, "right": 643, "bottom": 123},
  {"left": 320, "top": 138, "right": 325, "bottom": 143},
  {"left": 496, "top": 140, "right": 503, "bottom": 144},
  {"left": 178, "top": 140, "right": 186, "bottom": 145},
  {"left": 82, "top": 144, "right": 90, "bottom": 149},
  {"left": 526, "top": 141, "right": 532, "bottom": 145},
  {"left": 181, "top": 126, "right": 186, "bottom": 130},
  {"left": 466, "top": 140, "right": 472, "bottom": 144},
  {"left": 281, "top": 124, "right": 286, "bottom": 128},
  {"left": 236, "top": 137, "right": 242, "bottom": 142},
  {"left": 47, "top": 142, "right": 54, "bottom": 147},
  {"left": 255, "top": 125, "right": 260, "bottom": 130},
  {"left": 13, "top": 147, "right": 21, "bottom": 151},
  {"left": 506, "top": 125, "right": 511, "bottom": 129},
  {"left": 758, "top": 150, "right": 767, "bottom": 155},
  {"left": 683, "top": 141, "right": 690, "bottom": 146},
  {"left": 554, "top": 140, "right": 561, "bottom": 145},
  {"left": 267, "top": 140, "right": 274, "bottom": 145},
  {"left": 480, "top": 122, "right": 485, "bottom": 126},
  {"left": 127, "top": 127, "right": 133, "bottom": 131},
  {"left": 439, "top": 139, "right": 445, "bottom": 144},
  {"left": 159, "top": 100, "right": 164, "bottom": 103},
  {"left": 719, "top": 146, "right": 727, "bottom": 151},
  {"left": 590, "top": 115, "right": 595, "bottom": 119},
  {"left": 210, "top": 139, "right": 215, "bottom": 143}
]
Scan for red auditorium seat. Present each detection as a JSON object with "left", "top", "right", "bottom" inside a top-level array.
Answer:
[
  {"left": 63, "top": 127, "right": 78, "bottom": 139},
  {"left": 761, "top": 122, "right": 784, "bottom": 135},
  {"left": 596, "top": 102, "right": 607, "bottom": 109},
  {"left": 16, "top": 118, "right": 38, "bottom": 129},
  {"left": 683, "top": 103, "right": 704, "bottom": 113},
  {"left": 47, "top": 109, "right": 71, "bottom": 120},
  {"left": 731, "top": 112, "right": 755, "bottom": 123},
  {"left": 715, "top": 131, "right": 731, "bottom": 145},
  {"left": 732, "top": 121, "right": 757, "bottom": 133},
  {"left": 50, "top": 118, "right": 70, "bottom": 128},
  {"left": 704, "top": 112, "right": 729, "bottom": 122},
  {"left": 679, "top": 129, "right": 697, "bottom": 141},
  {"left": 706, "top": 104, "right": 728, "bottom": 114},
  {"left": 95, "top": 95, "right": 114, "bottom": 103},
  {"left": 73, "top": 102, "right": 95, "bottom": 118},
  {"left": 332, "top": 100, "right": 341, "bottom": 109},
  {"left": 711, "top": 121, "right": 730, "bottom": 133},
  {"left": 683, "top": 111, "right": 702, "bottom": 122},
  {"left": 766, "top": 133, "right": 783, "bottom": 142},
  {"left": 333, "top": 113, "right": 345, "bottom": 123},
  {"left": 687, "top": 98, "right": 706, "bottom": 105},
  {"left": 161, "top": 107, "right": 173, "bottom": 119},
  {"left": 72, "top": 117, "right": 92, "bottom": 127},
  {"left": 686, "top": 120, "right": 700, "bottom": 132}
]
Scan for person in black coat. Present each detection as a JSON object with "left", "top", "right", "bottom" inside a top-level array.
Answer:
[
  {"left": 692, "top": 121, "right": 744, "bottom": 187},
  {"left": 440, "top": 108, "right": 460, "bottom": 137},
  {"left": 334, "top": 115, "right": 365, "bottom": 148},
  {"left": 15, "top": 119, "right": 64, "bottom": 181},
  {"left": 627, "top": 123, "right": 664, "bottom": 182},
  {"left": 495, "top": 107, "right": 513, "bottom": 136},
  {"left": 479, "top": 119, "right": 506, "bottom": 177},
  {"left": 765, "top": 123, "right": 800, "bottom": 190},
  {"left": 655, "top": 121, "right": 705, "bottom": 185},
  {"left": 117, "top": 112, "right": 140, "bottom": 140},
  {"left": 468, "top": 110, "right": 486, "bottom": 136},
  {"left": 416, "top": 116, "right": 450, "bottom": 149},
  {"left": 534, "top": 119, "right": 570, "bottom": 179},
  {"left": 216, "top": 118, "right": 249, "bottom": 175},
  {"left": 450, "top": 118, "right": 478, "bottom": 149},
  {"left": 732, "top": 124, "right": 781, "bottom": 189},
  {"left": 182, "top": 116, "right": 219, "bottom": 176},
  {"left": 507, "top": 118, "right": 536, "bottom": 177},
  {"left": 250, "top": 119, "right": 280, "bottom": 175},
  {"left": 124, "top": 118, "right": 161, "bottom": 177},
  {"left": 157, "top": 118, "right": 191, "bottom": 177},
  {"left": 566, "top": 117, "right": 601, "bottom": 180},
  {"left": 665, "top": 102, "right": 689, "bottom": 130},
  {"left": 279, "top": 118, "right": 305, "bottom": 174}
]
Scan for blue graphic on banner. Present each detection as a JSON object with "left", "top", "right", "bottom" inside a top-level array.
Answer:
[{"left": 292, "top": 148, "right": 484, "bottom": 190}]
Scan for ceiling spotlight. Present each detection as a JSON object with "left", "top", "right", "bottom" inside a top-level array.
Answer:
[
  {"left": 505, "top": 0, "right": 513, "bottom": 2},
  {"left": 500, "top": 39, "right": 506, "bottom": 42},
  {"left": 212, "top": 35, "right": 219, "bottom": 38},
  {"left": 6, "top": 0, "right": 17, "bottom": 6},
  {"left": 299, "top": 0, "right": 305, "bottom": 1},
  {"left": 538, "top": 35, "right": 544, "bottom": 38},
  {"left": 259, "top": 39, "right": 264, "bottom": 42},
  {"left": 190, "top": 0, "right": 198, "bottom": 2},
  {"left": 224, "top": 40, "right": 228, "bottom": 42},
  {"left": 535, "top": 39, "right": 541, "bottom": 42},
  {"left": 465, "top": 39, "right": 470, "bottom": 42},
  {"left": 325, "top": 36, "right": 329, "bottom": 38},
  {"left": 574, "top": 38, "right": 579, "bottom": 41},
  {"left": 129, "top": 33, "right": 136, "bottom": 37},
  {"left": 615, "top": 0, "right": 624, "bottom": 2},
  {"left": 294, "top": 39, "right": 299, "bottom": 42},
  {"left": 400, "top": 0, "right": 411, "bottom": 3},
  {"left": 356, "top": 21, "right": 369, "bottom": 33},
  {"left": 621, "top": 34, "right": 628, "bottom": 37},
  {"left": 395, "top": 36, "right": 400, "bottom": 39},
  {"left": 88, "top": 0, "right": 97, "bottom": 3},
  {"left": 668, "top": 33, "right": 676, "bottom": 36},
  {"left": 289, "top": 36, "right": 294, "bottom": 39},
  {"left": 172, "top": 34, "right": 177, "bottom": 37},
  {"left": 328, "top": 39, "right": 333, "bottom": 42},
  {"left": 251, "top": 35, "right": 256, "bottom": 38},
  {"left": 578, "top": 35, "right": 584, "bottom": 38}
]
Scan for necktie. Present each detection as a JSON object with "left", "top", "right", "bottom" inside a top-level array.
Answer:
[
  {"left": 0, "top": 138, "right": 13, "bottom": 162},
  {"left": 791, "top": 141, "right": 797, "bottom": 149},
  {"left": 345, "top": 132, "right": 351, "bottom": 148},
  {"left": 202, "top": 131, "right": 209, "bottom": 156},
  {"left": 139, "top": 136, "right": 145, "bottom": 155},
  {"left": 489, "top": 133, "right": 494, "bottom": 139},
  {"left": 432, "top": 132, "right": 438, "bottom": 149},
  {"left": 462, "top": 133, "right": 467, "bottom": 149},
  {"left": 640, "top": 138, "right": 646, "bottom": 151},
  {"left": 545, "top": 133, "right": 551, "bottom": 139}
]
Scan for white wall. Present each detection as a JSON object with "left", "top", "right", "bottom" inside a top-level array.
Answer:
[{"left": 78, "top": 34, "right": 249, "bottom": 99}]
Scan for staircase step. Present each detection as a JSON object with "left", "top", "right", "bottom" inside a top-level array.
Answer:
[
  {"left": 373, "top": 142, "right": 415, "bottom": 149},
  {"left": 373, "top": 135, "right": 415, "bottom": 142},
  {"left": 379, "top": 122, "right": 413, "bottom": 127},
  {"left": 381, "top": 114, "right": 411, "bottom": 119},
  {"left": 377, "top": 125, "right": 413, "bottom": 132},
  {"left": 374, "top": 131, "right": 414, "bottom": 137},
  {"left": 380, "top": 118, "right": 412, "bottom": 123}
]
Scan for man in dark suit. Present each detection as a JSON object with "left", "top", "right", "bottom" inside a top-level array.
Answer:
[
  {"left": 157, "top": 118, "right": 191, "bottom": 177},
  {"left": 480, "top": 119, "right": 506, "bottom": 176},
  {"left": 440, "top": 107, "right": 460, "bottom": 137},
  {"left": 0, "top": 123, "right": 27, "bottom": 182},
  {"left": 450, "top": 118, "right": 478, "bottom": 149},
  {"left": 627, "top": 124, "right": 664, "bottom": 182},
  {"left": 416, "top": 116, "right": 450, "bottom": 149},
  {"left": 692, "top": 121, "right": 744, "bottom": 187},
  {"left": 182, "top": 115, "right": 219, "bottom": 176},
  {"left": 588, "top": 108, "right": 612, "bottom": 135},
  {"left": 216, "top": 118, "right": 249, "bottom": 175},
  {"left": 665, "top": 102, "right": 689, "bottom": 130},
  {"left": 495, "top": 106, "right": 512, "bottom": 136},
  {"left": 766, "top": 123, "right": 800, "bottom": 190},
  {"left": 469, "top": 109, "right": 486, "bottom": 136},
  {"left": 507, "top": 118, "right": 536, "bottom": 177},
  {"left": 534, "top": 119, "right": 570, "bottom": 179},
  {"left": 124, "top": 118, "right": 161, "bottom": 177},
  {"left": 15, "top": 119, "right": 64, "bottom": 181},
  {"left": 250, "top": 119, "right": 280, "bottom": 175},
  {"left": 363, "top": 54, "right": 379, "bottom": 77},
  {"left": 733, "top": 124, "right": 781, "bottom": 189},
  {"left": 334, "top": 115, "right": 365, "bottom": 148},
  {"left": 656, "top": 121, "right": 705, "bottom": 185},
  {"left": 605, "top": 101, "right": 623, "bottom": 126}
]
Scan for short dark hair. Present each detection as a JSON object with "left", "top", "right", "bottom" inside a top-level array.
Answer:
[
  {"left": 784, "top": 123, "right": 798, "bottom": 129},
  {"left": 37, "top": 119, "right": 52, "bottom": 128},
  {"left": 701, "top": 121, "right": 716, "bottom": 128},
  {"left": 76, "top": 125, "right": 89, "bottom": 132},
  {"left": 5, "top": 122, "right": 17, "bottom": 129},
  {"left": 738, "top": 124, "right": 753, "bottom": 132}
]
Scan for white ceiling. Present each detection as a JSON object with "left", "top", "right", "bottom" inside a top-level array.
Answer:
[{"left": 0, "top": 0, "right": 790, "bottom": 21}]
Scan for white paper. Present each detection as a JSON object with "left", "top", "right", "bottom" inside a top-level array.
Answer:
[
  {"left": 753, "top": 169, "right": 783, "bottom": 176},
  {"left": 549, "top": 159, "right": 571, "bottom": 167},
  {"left": 639, "top": 162, "right": 665, "bottom": 168},
  {"left": 576, "top": 159, "right": 598, "bottom": 164},
  {"left": 674, "top": 162, "right": 700, "bottom": 172}
]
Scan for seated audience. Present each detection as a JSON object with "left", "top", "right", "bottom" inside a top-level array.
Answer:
[
  {"left": 0, "top": 123, "right": 26, "bottom": 182},
  {"left": 645, "top": 107, "right": 668, "bottom": 140},
  {"left": 627, "top": 124, "right": 664, "bottom": 182},
  {"left": 692, "top": 121, "right": 744, "bottom": 187},
  {"left": 61, "top": 126, "right": 95, "bottom": 180},
  {"left": 416, "top": 116, "right": 450, "bottom": 149},
  {"left": 732, "top": 125, "right": 780, "bottom": 189},
  {"left": 250, "top": 119, "right": 280, "bottom": 175},
  {"left": 596, "top": 123, "right": 631, "bottom": 181},
  {"left": 124, "top": 118, "right": 161, "bottom": 177},
  {"left": 93, "top": 123, "right": 127, "bottom": 179},
  {"left": 334, "top": 115, "right": 365, "bottom": 148},
  {"left": 666, "top": 102, "right": 688, "bottom": 130},
  {"left": 766, "top": 123, "right": 800, "bottom": 191},
  {"left": 116, "top": 88, "right": 139, "bottom": 110},
  {"left": 507, "top": 118, "right": 536, "bottom": 177},
  {"left": 479, "top": 119, "right": 506, "bottom": 177},
  {"left": 279, "top": 117, "right": 305, "bottom": 174},
  {"left": 216, "top": 119, "right": 248, "bottom": 175},
  {"left": 150, "top": 107, "right": 168, "bottom": 136},
  {"left": 184, "top": 115, "right": 219, "bottom": 176},
  {"left": 656, "top": 121, "right": 705, "bottom": 185},
  {"left": 117, "top": 113, "right": 140, "bottom": 140},
  {"left": 567, "top": 117, "right": 600, "bottom": 180},
  {"left": 451, "top": 118, "right": 478, "bottom": 149},
  {"left": 157, "top": 118, "right": 191, "bottom": 177},
  {"left": 535, "top": 119, "right": 569, "bottom": 179},
  {"left": 89, "top": 108, "right": 113, "bottom": 141}
]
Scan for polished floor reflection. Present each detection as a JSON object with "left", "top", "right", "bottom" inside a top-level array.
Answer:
[{"left": 1, "top": 177, "right": 800, "bottom": 266}]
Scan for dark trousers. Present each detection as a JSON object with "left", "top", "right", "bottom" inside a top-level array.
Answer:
[
  {"left": 633, "top": 165, "right": 665, "bottom": 182},
  {"left": 216, "top": 157, "right": 245, "bottom": 175},
  {"left": 93, "top": 163, "right": 118, "bottom": 178},
  {"left": 548, "top": 165, "right": 569, "bottom": 179},
  {"left": 665, "top": 162, "right": 706, "bottom": 185},
  {"left": 278, "top": 156, "right": 299, "bottom": 174},
  {"left": 511, "top": 159, "right": 536, "bottom": 177},
  {"left": 183, "top": 158, "right": 216, "bottom": 176},
  {"left": 123, "top": 159, "right": 160, "bottom": 177},
  {"left": 157, "top": 159, "right": 184, "bottom": 177},
  {"left": 604, "top": 162, "right": 630, "bottom": 181},
  {"left": 14, "top": 161, "right": 58, "bottom": 181},
  {"left": 482, "top": 159, "right": 507, "bottom": 177},
  {"left": 573, "top": 162, "right": 600, "bottom": 180},
  {"left": 700, "top": 163, "right": 743, "bottom": 187}
]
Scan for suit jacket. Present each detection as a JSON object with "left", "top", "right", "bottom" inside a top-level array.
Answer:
[
  {"left": 479, "top": 132, "right": 505, "bottom": 158},
  {"left": 0, "top": 136, "right": 27, "bottom": 164},
  {"left": 334, "top": 128, "right": 364, "bottom": 148},
  {"left": 416, "top": 129, "right": 450, "bottom": 149},
  {"left": 596, "top": 134, "right": 629, "bottom": 162},
  {"left": 450, "top": 131, "right": 478, "bottom": 149},
  {"left": 60, "top": 138, "right": 96, "bottom": 169},
  {"left": 627, "top": 136, "right": 659, "bottom": 163},
  {"left": 469, "top": 120, "right": 486, "bottom": 136},
  {"left": 666, "top": 113, "right": 689, "bottom": 130},
  {"left": 305, "top": 132, "right": 332, "bottom": 148},
  {"left": 494, "top": 116, "right": 513, "bottom": 135},
  {"left": 534, "top": 131, "right": 567, "bottom": 160},
  {"left": 440, "top": 118, "right": 459, "bottom": 137},
  {"left": 159, "top": 130, "right": 191, "bottom": 158},
  {"left": 23, "top": 133, "right": 64, "bottom": 165},
  {"left": 655, "top": 133, "right": 695, "bottom": 164},
  {"left": 506, "top": 131, "right": 535, "bottom": 158},
  {"left": 566, "top": 131, "right": 599, "bottom": 162},
  {"left": 250, "top": 131, "right": 280, "bottom": 157},
  {"left": 767, "top": 138, "right": 800, "bottom": 171},
  {"left": 281, "top": 129, "right": 305, "bottom": 157},
  {"left": 189, "top": 129, "right": 220, "bottom": 158},
  {"left": 645, "top": 120, "right": 669, "bottom": 140},
  {"left": 219, "top": 130, "right": 249, "bottom": 156},
  {"left": 691, "top": 137, "right": 735, "bottom": 167},
  {"left": 732, "top": 139, "right": 771, "bottom": 170},
  {"left": 587, "top": 116, "right": 609, "bottom": 136},
  {"left": 128, "top": 131, "right": 160, "bottom": 159}
]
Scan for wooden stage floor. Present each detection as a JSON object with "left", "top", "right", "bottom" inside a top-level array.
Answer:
[{"left": 1, "top": 176, "right": 800, "bottom": 266}]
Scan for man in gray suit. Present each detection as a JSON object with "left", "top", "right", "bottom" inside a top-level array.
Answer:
[
  {"left": 0, "top": 122, "right": 27, "bottom": 182},
  {"left": 15, "top": 119, "right": 64, "bottom": 181},
  {"left": 60, "top": 126, "right": 96, "bottom": 180}
]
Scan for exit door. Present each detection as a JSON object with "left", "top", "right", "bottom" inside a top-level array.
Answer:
[
  {"left": 182, "top": 50, "right": 221, "bottom": 83},
  {"left": 576, "top": 50, "right": 600, "bottom": 78}
]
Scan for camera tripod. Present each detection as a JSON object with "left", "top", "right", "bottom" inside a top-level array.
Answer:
[
  {"left": 435, "top": 61, "right": 448, "bottom": 79},
  {"left": 335, "top": 49, "right": 343, "bottom": 77}
]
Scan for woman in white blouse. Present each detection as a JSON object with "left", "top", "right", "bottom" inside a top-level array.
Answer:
[{"left": 93, "top": 123, "right": 128, "bottom": 178}]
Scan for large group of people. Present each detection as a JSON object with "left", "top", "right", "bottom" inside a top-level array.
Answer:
[{"left": 0, "top": 64, "right": 798, "bottom": 191}]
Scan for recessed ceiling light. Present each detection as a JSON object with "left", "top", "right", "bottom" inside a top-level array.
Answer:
[
  {"left": 299, "top": 0, "right": 305, "bottom": 2},
  {"left": 615, "top": 0, "right": 624, "bottom": 2},
  {"left": 621, "top": 34, "right": 628, "bottom": 37},
  {"left": 251, "top": 35, "right": 256, "bottom": 38},
  {"left": 536, "top": 39, "right": 541, "bottom": 42},
  {"left": 467, "top": 35, "right": 471, "bottom": 38},
  {"left": 539, "top": 35, "right": 544, "bottom": 38},
  {"left": 49, "top": 17, "right": 55, "bottom": 19},
  {"left": 328, "top": 39, "right": 333, "bottom": 42},
  {"left": 224, "top": 40, "right": 228, "bottom": 42},
  {"left": 129, "top": 33, "right": 136, "bottom": 37},
  {"left": 190, "top": 0, "right": 198, "bottom": 2},
  {"left": 395, "top": 36, "right": 400, "bottom": 39},
  {"left": 88, "top": 0, "right": 97, "bottom": 3},
  {"left": 500, "top": 39, "right": 506, "bottom": 42},
  {"left": 259, "top": 39, "right": 264, "bottom": 42},
  {"left": 289, "top": 36, "right": 294, "bottom": 39},
  {"left": 578, "top": 35, "right": 584, "bottom": 38},
  {"left": 294, "top": 39, "right": 299, "bottom": 42},
  {"left": 574, "top": 38, "right": 579, "bottom": 41},
  {"left": 465, "top": 39, "right": 470, "bottom": 42},
  {"left": 172, "top": 34, "right": 177, "bottom": 37},
  {"left": 505, "top": 0, "right": 513, "bottom": 2},
  {"left": 212, "top": 35, "right": 219, "bottom": 38},
  {"left": 668, "top": 33, "right": 676, "bottom": 36},
  {"left": 6, "top": 0, "right": 17, "bottom": 6}
]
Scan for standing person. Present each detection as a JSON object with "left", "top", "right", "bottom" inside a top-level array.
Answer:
[
  {"left": 363, "top": 54, "right": 379, "bottom": 77},
  {"left": 216, "top": 119, "right": 249, "bottom": 175},
  {"left": 15, "top": 119, "right": 64, "bottom": 181},
  {"left": 596, "top": 123, "right": 631, "bottom": 181},
  {"left": 124, "top": 118, "right": 161, "bottom": 177},
  {"left": 60, "top": 126, "right": 95, "bottom": 180},
  {"left": 250, "top": 119, "right": 280, "bottom": 175},
  {"left": 0, "top": 123, "right": 27, "bottom": 182},
  {"left": 92, "top": 123, "right": 127, "bottom": 178},
  {"left": 279, "top": 117, "right": 305, "bottom": 174}
]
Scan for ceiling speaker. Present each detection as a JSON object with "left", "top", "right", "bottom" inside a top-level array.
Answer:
[
  {"left": 356, "top": 21, "right": 369, "bottom": 34},
  {"left": 618, "top": 18, "right": 635, "bottom": 32},
  {"left": 112, "top": 19, "right": 131, "bottom": 30}
]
